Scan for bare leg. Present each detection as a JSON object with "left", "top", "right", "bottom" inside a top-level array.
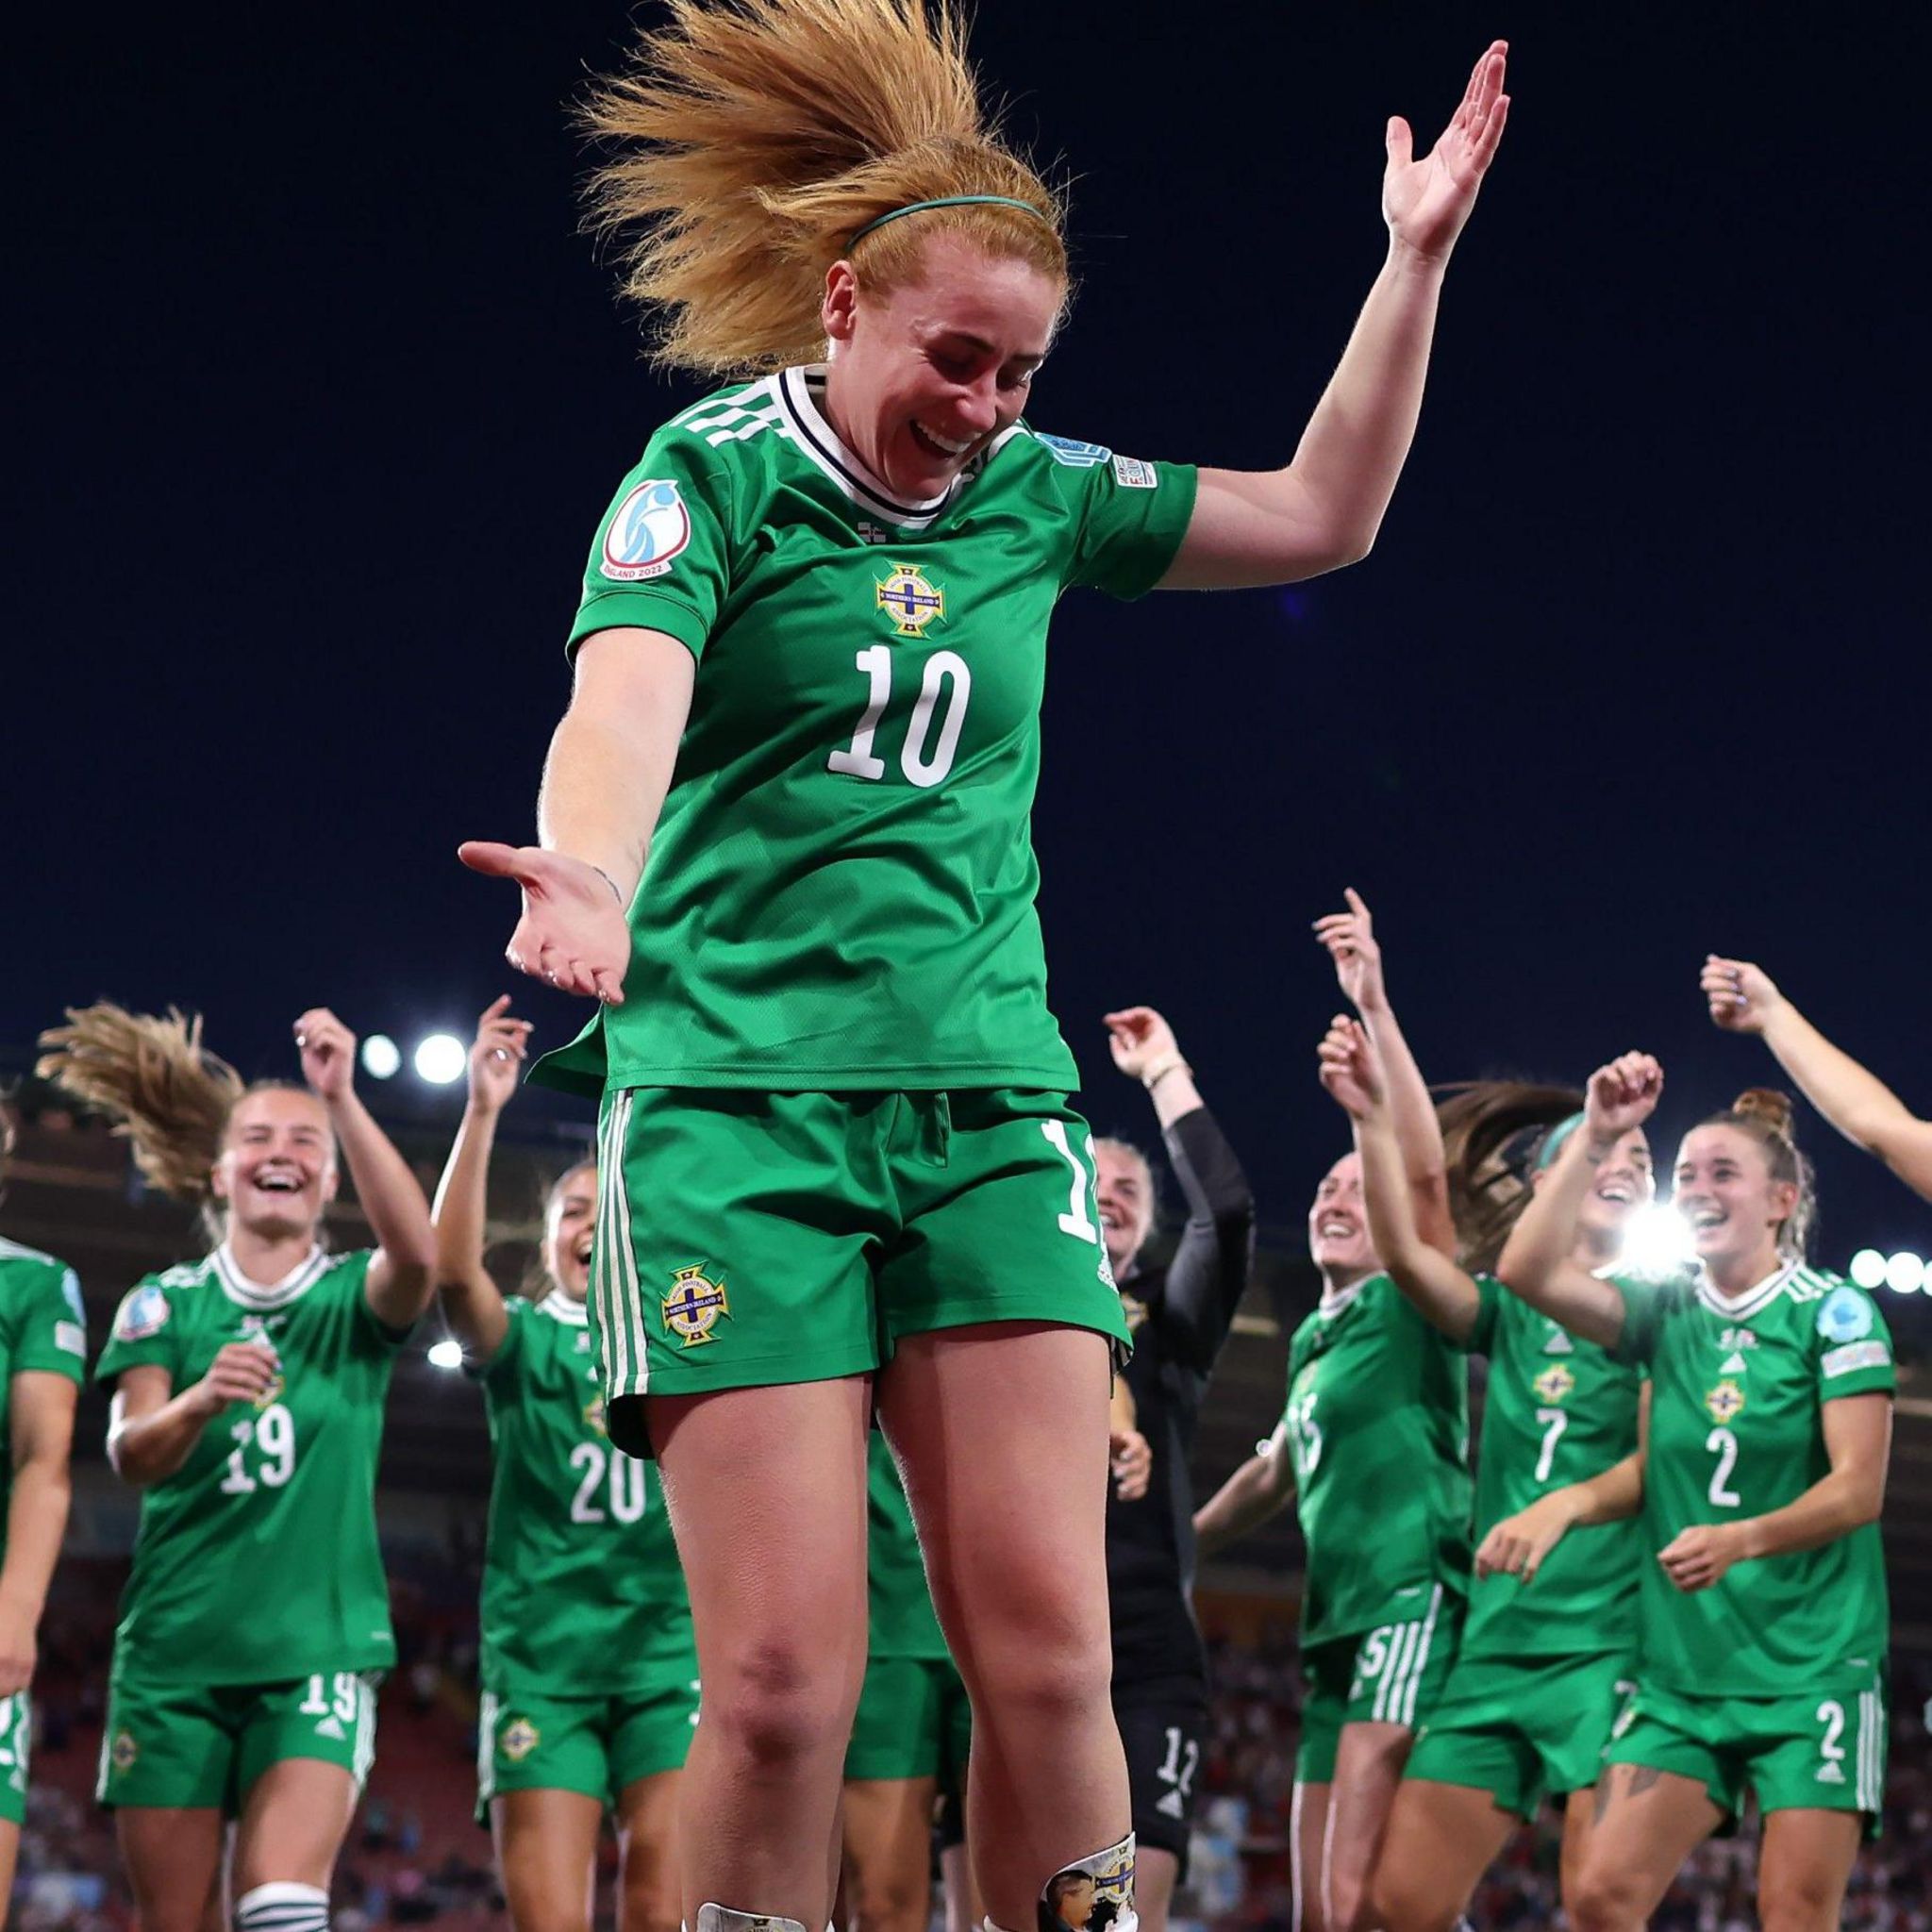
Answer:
[
  {"left": 229, "top": 1759, "right": 360, "bottom": 1894},
  {"left": 116, "top": 1809, "right": 227, "bottom": 1932},
  {"left": 1756, "top": 1807, "right": 1864, "bottom": 1932},
  {"left": 1566, "top": 1766, "right": 1722, "bottom": 1932},
  {"left": 1133, "top": 1847, "right": 1178, "bottom": 1932},
  {"left": 940, "top": 1841, "right": 981, "bottom": 1932},
  {"left": 879, "top": 1325, "right": 1126, "bottom": 1931},
  {"left": 841, "top": 1777, "right": 937, "bottom": 1932},
  {"left": 491, "top": 1788, "right": 601, "bottom": 1932},
  {"left": 653, "top": 1376, "right": 872, "bottom": 1924},
  {"left": 1555, "top": 1786, "right": 1597, "bottom": 1918},
  {"left": 1322, "top": 1721, "right": 1412, "bottom": 1932},
  {"left": 1291, "top": 1783, "right": 1330, "bottom": 1932},
  {"left": 1369, "top": 1780, "right": 1515, "bottom": 1932},
  {"left": 616, "top": 1770, "right": 684, "bottom": 1932}
]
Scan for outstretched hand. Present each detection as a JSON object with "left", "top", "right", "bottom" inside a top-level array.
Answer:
[
  {"left": 1584, "top": 1052, "right": 1663, "bottom": 1143},
  {"left": 1384, "top": 41, "right": 1510, "bottom": 263},
  {"left": 459, "top": 842, "right": 629, "bottom": 1006},
  {"left": 1313, "top": 889, "right": 1386, "bottom": 1013},
  {"left": 468, "top": 995, "right": 533, "bottom": 1114},
  {"left": 1702, "top": 956, "right": 1785, "bottom": 1037},
  {"left": 1318, "top": 1014, "right": 1385, "bottom": 1121}
]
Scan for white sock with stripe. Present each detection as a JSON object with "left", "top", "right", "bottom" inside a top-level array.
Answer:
[{"left": 235, "top": 1882, "right": 329, "bottom": 1932}]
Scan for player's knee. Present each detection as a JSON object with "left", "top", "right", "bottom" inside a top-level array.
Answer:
[
  {"left": 846, "top": 1870, "right": 930, "bottom": 1932},
  {"left": 1565, "top": 1861, "right": 1646, "bottom": 1932},
  {"left": 704, "top": 1633, "right": 853, "bottom": 1767},
  {"left": 958, "top": 1592, "right": 1108, "bottom": 1737},
  {"left": 1759, "top": 1876, "right": 1844, "bottom": 1932},
  {"left": 619, "top": 1861, "right": 680, "bottom": 1932},
  {"left": 1325, "top": 1870, "right": 1378, "bottom": 1932},
  {"left": 1369, "top": 1866, "right": 1462, "bottom": 1932},
  {"left": 235, "top": 1882, "right": 330, "bottom": 1932}
]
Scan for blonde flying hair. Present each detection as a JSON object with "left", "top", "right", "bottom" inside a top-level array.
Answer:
[{"left": 579, "top": 0, "right": 1069, "bottom": 375}]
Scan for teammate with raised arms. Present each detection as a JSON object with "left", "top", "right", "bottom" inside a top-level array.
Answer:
[
  {"left": 460, "top": 5, "right": 1509, "bottom": 1924},
  {"left": 1194, "top": 897, "right": 1471, "bottom": 1932},
  {"left": 1093, "top": 1006, "right": 1254, "bottom": 1932},
  {"left": 433, "top": 1000, "right": 697, "bottom": 1932},
  {"left": 38, "top": 1005, "right": 434, "bottom": 1932},
  {"left": 1311, "top": 1008, "right": 1648, "bottom": 1932},
  {"left": 0, "top": 1098, "right": 87, "bottom": 1908},
  {"left": 1495, "top": 1055, "right": 1894, "bottom": 1932}
]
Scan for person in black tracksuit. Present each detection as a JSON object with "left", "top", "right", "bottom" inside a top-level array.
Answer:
[{"left": 1095, "top": 1006, "right": 1257, "bottom": 1932}]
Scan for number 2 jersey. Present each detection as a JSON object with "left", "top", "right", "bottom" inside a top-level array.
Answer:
[
  {"left": 1283, "top": 1274, "right": 1473, "bottom": 1648},
  {"left": 474, "top": 1291, "right": 694, "bottom": 1699},
  {"left": 533, "top": 366, "right": 1198, "bottom": 1100},
  {"left": 94, "top": 1247, "right": 403, "bottom": 1685},
  {"left": 1615, "top": 1262, "right": 1893, "bottom": 1697}
]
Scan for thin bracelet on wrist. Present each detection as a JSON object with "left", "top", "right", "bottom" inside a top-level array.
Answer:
[{"left": 1142, "top": 1055, "right": 1192, "bottom": 1092}]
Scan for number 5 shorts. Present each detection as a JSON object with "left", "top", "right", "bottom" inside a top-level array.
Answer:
[{"left": 590, "top": 1088, "right": 1131, "bottom": 1457}]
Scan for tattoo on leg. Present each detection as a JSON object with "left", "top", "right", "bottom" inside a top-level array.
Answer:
[
  {"left": 1628, "top": 1767, "right": 1663, "bottom": 1797},
  {"left": 1593, "top": 1775, "right": 1613, "bottom": 1825}
]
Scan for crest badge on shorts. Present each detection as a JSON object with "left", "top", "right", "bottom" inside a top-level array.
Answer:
[
  {"left": 662, "top": 1265, "right": 731, "bottom": 1347},
  {"left": 600, "top": 478, "right": 692, "bottom": 581}
]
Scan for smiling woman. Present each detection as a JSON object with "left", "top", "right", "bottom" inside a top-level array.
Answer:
[
  {"left": 457, "top": 3, "right": 1512, "bottom": 1925},
  {"left": 34, "top": 1003, "right": 434, "bottom": 1932}
]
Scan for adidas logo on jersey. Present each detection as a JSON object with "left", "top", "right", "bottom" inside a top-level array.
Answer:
[
  {"left": 1541, "top": 1327, "right": 1574, "bottom": 1355},
  {"left": 1720, "top": 1351, "right": 1749, "bottom": 1374}
]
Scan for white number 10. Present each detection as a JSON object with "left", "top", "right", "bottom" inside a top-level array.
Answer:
[{"left": 828, "top": 647, "right": 973, "bottom": 790}]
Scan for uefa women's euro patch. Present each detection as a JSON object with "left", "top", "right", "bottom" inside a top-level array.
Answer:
[
  {"left": 1817, "top": 1285, "right": 1875, "bottom": 1344},
  {"left": 113, "top": 1284, "right": 171, "bottom": 1342},
  {"left": 600, "top": 479, "right": 692, "bottom": 581}
]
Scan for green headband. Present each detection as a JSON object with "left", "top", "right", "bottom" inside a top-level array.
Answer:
[
  {"left": 1534, "top": 1112, "right": 1587, "bottom": 1174},
  {"left": 847, "top": 195, "right": 1053, "bottom": 250}
]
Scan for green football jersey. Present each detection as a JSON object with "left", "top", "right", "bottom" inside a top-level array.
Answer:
[
  {"left": 533, "top": 368, "right": 1198, "bottom": 1099},
  {"left": 1457, "top": 1273, "right": 1644, "bottom": 1659},
  {"left": 94, "top": 1247, "right": 403, "bottom": 1686},
  {"left": 0, "top": 1237, "right": 89, "bottom": 1571},
  {"left": 866, "top": 1432, "right": 948, "bottom": 1663},
  {"left": 1615, "top": 1262, "right": 1893, "bottom": 1696},
  {"left": 475, "top": 1291, "right": 694, "bottom": 1697},
  {"left": 1283, "top": 1274, "right": 1473, "bottom": 1647}
]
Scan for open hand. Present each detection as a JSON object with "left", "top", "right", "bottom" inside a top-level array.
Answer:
[
  {"left": 468, "top": 996, "right": 533, "bottom": 1114},
  {"left": 1313, "top": 889, "right": 1386, "bottom": 1012},
  {"left": 459, "top": 843, "right": 629, "bottom": 1006},
  {"left": 1384, "top": 42, "right": 1510, "bottom": 264}
]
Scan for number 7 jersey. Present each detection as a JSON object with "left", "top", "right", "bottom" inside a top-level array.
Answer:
[
  {"left": 94, "top": 1248, "right": 403, "bottom": 1686},
  {"left": 1616, "top": 1262, "right": 1893, "bottom": 1696},
  {"left": 533, "top": 366, "right": 1197, "bottom": 1099}
]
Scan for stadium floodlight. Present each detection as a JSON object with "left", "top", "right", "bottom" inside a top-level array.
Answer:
[
  {"left": 1619, "top": 1203, "right": 1696, "bottom": 1274},
  {"left": 1849, "top": 1249, "right": 1887, "bottom": 1291},
  {"left": 360, "top": 1034, "right": 402, "bottom": 1080},
  {"left": 1884, "top": 1251, "right": 1924, "bottom": 1295},
  {"left": 427, "top": 1338, "right": 464, "bottom": 1370},
  {"left": 413, "top": 1034, "right": 468, "bottom": 1085}
]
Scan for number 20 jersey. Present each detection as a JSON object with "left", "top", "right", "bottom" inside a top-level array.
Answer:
[
  {"left": 1616, "top": 1262, "right": 1893, "bottom": 1697},
  {"left": 94, "top": 1248, "right": 400, "bottom": 1686},
  {"left": 533, "top": 366, "right": 1197, "bottom": 1100},
  {"left": 475, "top": 1291, "right": 694, "bottom": 1700}
]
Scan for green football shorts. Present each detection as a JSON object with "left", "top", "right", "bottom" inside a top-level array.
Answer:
[
  {"left": 476, "top": 1676, "right": 701, "bottom": 1819},
  {"left": 1607, "top": 1671, "right": 1888, "bottom": 1838},
  {"left": 0, "top": 1692, "right": 31, "bottom": 1826},
  {"left": 97, "top": 1670, "right": 377, "bottom": 1813},
  {"left": 844, "top": 1655, "right": 969, "bottom": 1783},
  {"left": 591, "top": 1088, "right": 1130, "bottom": 1456},
  {"left": 1297, "top": 1588, "right": 1462, "bottom": 1786},
  {"left": 1404, "top": 1648, "right": 1634, "bottom": 1818}
]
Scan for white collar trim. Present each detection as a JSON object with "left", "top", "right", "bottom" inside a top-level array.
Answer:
[
  {"left": 212, "top": 1242, "right": 327, "bottom": 1310},
  {"left": 537, "top": 1289, "right": 590, "bottom": 1326},
  {"left": 1695, "top": 1258, "right": 1799, "bottom": 1323}
]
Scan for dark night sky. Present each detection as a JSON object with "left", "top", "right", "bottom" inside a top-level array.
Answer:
[{"left": 9, "top": 5, "right": 1930, "bottom": 1321}]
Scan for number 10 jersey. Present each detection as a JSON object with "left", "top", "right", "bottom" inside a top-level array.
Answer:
[{"left": 533, "top": 366, "right": 1197, "bottom": 1100}]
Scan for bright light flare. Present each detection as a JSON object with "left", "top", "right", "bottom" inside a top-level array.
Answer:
[
  {"left": 1849, "top": 1249, "right": 1887, "bottom": 1291},
  {"left": 1884, "top": 1251, "right": 1924, "bottom": 1295},
  {"left": 427, "top": 1339, "right": 464, "bottom": 1371},
  {"left": 1618, "top": 1203, "right": 1696, "bottom": 1274},
  {"left": 413, "top": 1034, "right": 467, "bottom": 1085},
  {"left": 360, "top": 1034, "right": 402, "bottom": 1080}
]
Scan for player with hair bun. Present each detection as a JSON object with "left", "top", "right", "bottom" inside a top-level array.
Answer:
[
  {"left": 1495, "top": 1058, "right": 1895, "bottom": 1932},
  {"left": 432, "top": 999, "right": 697, "bottom": 1932},
  {"left": 459, "top": 2, "right": 1510, "bottom": 1923},
  {"left": 0, "top": 1096, "right": 86, "bottom": 1905},
  {"left": 37, "top": 1005, "right": 435, "bottom": 1932}
]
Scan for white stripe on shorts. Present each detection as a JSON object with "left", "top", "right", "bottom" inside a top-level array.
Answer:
[
  {"left": 594, "top": 1093, "right": 633, "bottom": 1392},
  {"left": 1400, "top": 1587, "right": 1444, "bottom": 1728},
  {"left": 606, "top": 1091, "right": 647, "bottom": 1396},
  {"left": 476, "top": 1690, "right": 499, "bottom": 1806},
  {"left": 352, "top": 1676, "right": 379, "bottom": 1790}
]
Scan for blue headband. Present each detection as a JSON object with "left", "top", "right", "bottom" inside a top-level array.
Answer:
[
  {"left": 847, "top": 194, "right": 1053, "bottom": 250},
  {"left": 1534, "top": 1112, "right": 1587, "bottom": 1174}
]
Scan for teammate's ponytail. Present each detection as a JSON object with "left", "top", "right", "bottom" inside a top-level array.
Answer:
[
  {"left": 1436, "top": 1079, "right": 1588, "bottom": 1273},
  {"left": 578, "top": 0, "right": 1068, "bottom": 374},
  {"left": 1702, "top": 1087, "right": 1816, "bottom": 1258}
]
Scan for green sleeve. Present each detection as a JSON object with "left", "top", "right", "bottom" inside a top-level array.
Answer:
[
  {"left": 477, "top": 1297, "right": 528, "bottom": 1391},
  {"left": 1047, "top": 440, "right": 1199, "bottom": 599},
  {"left": 8, "top": 1261, "right": 88, "bottom": 1386},
  {"left": 343, "top": 1254, "right": 411, "bottom": 1352},
  {"left": 1810, "top": 1281, "right": 1896, "bottom": 1402},
  {"left": 1607, "top": 1271, "right": 1673, "bottom": 1365},
  {"left": 568, "top": 426, "right": 739, "bottom": 661},
  {"left": 94, "top": 1279, "right": 182, "bottom": 1388},
  {"left": 1464, "top": 1274, "right": 1502, "bottom": 1356}
]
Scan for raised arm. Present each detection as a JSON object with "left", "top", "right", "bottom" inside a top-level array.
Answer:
[
  {"left": 462, "top": 628, "right": 696, "bottom": 1006},
  {"left": 430, "top": 998, "right": 533, "bottom": 1363},
  {"left": 1657, "top": 1392, "right": 1891, "bottom": 1593},
  {"left": 1705, "top": 956, "right": 1932, "bottom": 1202},
  {"left": 1161, "top": 44, "right": 1509, "bottom": 591},
  {"left": 1315, "top": 891, "right": 1453, "bottom": 1255},
  {"left": 0, "top": 1373, "right": 78, "bottom": 1695},
  {"left": 1495, "top": 1055, "right": 1661, "bottom": 1351},
  {"left": 108, "top": 1349, "right": 279, "bottom": 1488},
  {"left": 293, "top": 1010, "right": 437, "bottom": 1331},
  {"left": 1318, "top": 1016, "right": 1479, "bottom": 1343},
  {"left": 1103, "top": 1007, "right": 1256, "bottom": 1368},
  {"left": 1193, "top": 1422, "right": 1297, "bottom": 1558}
]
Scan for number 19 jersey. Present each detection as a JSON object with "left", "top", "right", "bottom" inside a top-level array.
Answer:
[
  {"left": 94, "top": 1248, "right": 402, "bottom": 1686},
  {"left": 475, "top": 1291, "right": 693, "bottom": 1699},
  {"left": 1616, "top": 1262, "right": 1893, "bottom": 1696},
  {"left": 533, "top": 366, "right": 1197, "bottom": 1100}
]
